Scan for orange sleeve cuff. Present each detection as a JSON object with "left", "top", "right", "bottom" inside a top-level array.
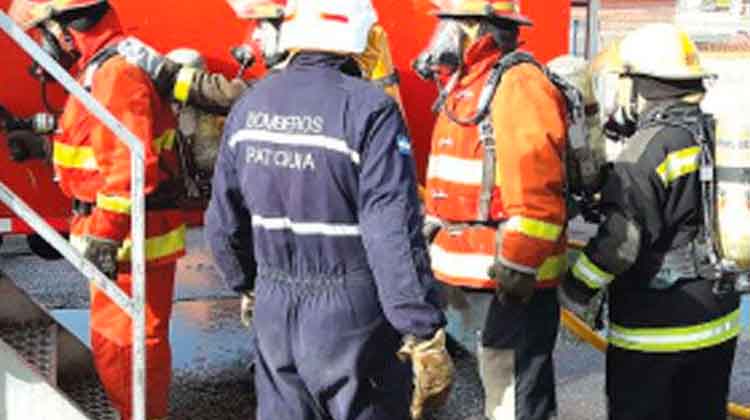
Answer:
[{"left": 500, "top": 231, "right": 558, "bottom": 272}]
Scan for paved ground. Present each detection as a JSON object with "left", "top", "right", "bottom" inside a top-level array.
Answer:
[{"left": 1, "top": 229, "right": 748, "bottom": 420}]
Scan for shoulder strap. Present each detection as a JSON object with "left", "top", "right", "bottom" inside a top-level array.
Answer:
[
  {"left": 469, "top": 50, "right": 540, "bottom": 221},
  {"left": 444, "top": 50, "right": 539, "bottom": 127},
  {"left": 81, "top": 44, "right": 122, "bottom": 92},
  {"left": 641, "top": 106, "right": 723, "bottom": 270}
]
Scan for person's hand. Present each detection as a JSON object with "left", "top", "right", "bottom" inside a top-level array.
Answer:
[
  {"left": 240, "top": 291, "right": 255, "bottom": 328},
  {"left": 82, "top": 236, "right": 121, "bottom": 280},
  {"left": 422, "top": 219, "right": 442, "bottom": 245},
  {"left": 7, "top": 130, "right": 50, "bottom": 161},
  {"left": 397, "top": 329, "right": 454, "bottom": 419},
  {"left": 488, "top": 262, "right": 536, "bottom": 304}
]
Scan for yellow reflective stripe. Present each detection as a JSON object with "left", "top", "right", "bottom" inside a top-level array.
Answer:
[
  {"left": 537, "top": 253, "right": 567, "bottom": 281},
  {"left": 609, "top": 310, "right": 740, "bottom": 352},
  {"left": 572, "top": 253, "right": 614, "bottom": 289},
  {"left": 53, "top": 142, "right": 98, "bottom": 170},
  {"left": 70, "top": 225, "right": 186, "bottom": 263},
  {"left": 173, "top": 67, "right": 197, "bottom": 103},
  {"left": 506, "top": 216, "right": 563, "bottom": 242},
  {"left": 656, "top": 146, "right": 700, "bottom": 186},
  {"left": 153, "top": 129, "right": 177, "bottom": 153},
  {"left": 96, "top": 193, "right": 131, "bottom": 215},
  {"left": 117, "top": 224, "right": 186, "bottom": 262}
]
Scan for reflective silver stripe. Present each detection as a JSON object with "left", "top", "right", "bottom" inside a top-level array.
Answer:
[
  {"left": 427, "top": 154, "right": 484, "bottom": 185},
  {"left": 252, "top": 215, "right": 360, "bottom": 237},
  {"left": 430, "top": 243, "right": 495, "bottom": 280},
  {"left": 229, "top": 129, "right": 361, "bottom": 165},
  {"left": 424, "top": 214, "right": 446, "bottom": 227},
  {"left": 572, "top": 253, "right": 614, "bottom": 289},
  {"left": 608, "top": 310, "right": 741, "bottom": 352}
]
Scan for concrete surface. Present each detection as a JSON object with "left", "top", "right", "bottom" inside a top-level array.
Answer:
[{"left": 1, "top": 229, "right": 748, "bottom": 419}]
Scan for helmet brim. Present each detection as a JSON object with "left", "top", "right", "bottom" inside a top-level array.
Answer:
[{"left": 432, "top": 10, "right": 532, "bottom": 26}]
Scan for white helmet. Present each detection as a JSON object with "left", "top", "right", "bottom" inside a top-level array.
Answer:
[
  {"left": 279, "top": 0, "right": 378, "bottom": 54},
  {"left": 594, "top": 23, "right": 708, "bottom": 80}
]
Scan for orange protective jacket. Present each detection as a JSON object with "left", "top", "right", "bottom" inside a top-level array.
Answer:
[
  {"left": 53, "top": 13, "right": 185, "bottom": 267},
  {"left": 425, "top": 36, "right": 568, "bottom": 290}
]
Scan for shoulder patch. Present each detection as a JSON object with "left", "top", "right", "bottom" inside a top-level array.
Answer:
[{"left": 397, "top": 134, "right": 412, "bottom": 156}]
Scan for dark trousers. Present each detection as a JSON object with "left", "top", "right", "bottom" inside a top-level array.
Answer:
[
  {"left": 479, "top": 288, "right": 561, "bottom": 420},
  {"left": 607, "top": 338, "right": 737, "bottom": 420},
  {"left": 253, "top": 273, "right": 412, "bottom": 420}
]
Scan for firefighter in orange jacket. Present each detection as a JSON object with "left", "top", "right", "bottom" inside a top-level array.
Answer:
[
  {"left": 10, "top": 1, "right": 186, "bottom": 419},
  {"left": 419, "top": 1, "right": 567, "bottom": 419}
]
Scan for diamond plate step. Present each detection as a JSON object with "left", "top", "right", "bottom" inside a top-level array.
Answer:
[
  {"left": 0, "top": 320, "right": 57, "bottom": 383},
  {"left": 62, "top": 375, "right": 120, "bottom": 420}
]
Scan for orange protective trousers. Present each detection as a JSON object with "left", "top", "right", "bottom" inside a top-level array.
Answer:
[{"left": 89, "top": 263, "right": 176, "bottom": 420}]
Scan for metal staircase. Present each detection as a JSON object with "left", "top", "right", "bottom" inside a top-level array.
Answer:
[
  {"left": 0, "top": 271, "right": 119, "bottom": 419},
  {"left": 0, "top": 9, "right": 150, "bottom": 420}
]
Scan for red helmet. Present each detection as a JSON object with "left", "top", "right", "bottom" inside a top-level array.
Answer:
[
  {"left": 226, "top": 0, "right": 286, "bottom": 20},
  {"left": 430, "top": 0, "right": 532, "bottom": 26},
  {"left": 8, "top": 0, "right": 107, "bottom": 29}
]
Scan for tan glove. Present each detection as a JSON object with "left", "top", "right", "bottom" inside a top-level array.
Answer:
[
  {"left": 240, "top": 291, "right": 255, "bottom": 328},
  {"left": 397, "top": 329, "right": 454, "bottom": 419}
]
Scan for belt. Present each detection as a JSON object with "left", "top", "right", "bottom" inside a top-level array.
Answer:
[{"left": 72, "top": 192, "right": 180, "bottom": 217}]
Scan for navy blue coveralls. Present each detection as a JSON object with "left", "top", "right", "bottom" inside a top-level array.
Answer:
[{"left": 205, "top": 53, "right": 446, "bottom": 420}]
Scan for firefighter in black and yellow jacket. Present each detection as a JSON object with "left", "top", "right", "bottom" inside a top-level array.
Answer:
[{"left": 559, "top": 23, "right": 741, "bottom": 420}]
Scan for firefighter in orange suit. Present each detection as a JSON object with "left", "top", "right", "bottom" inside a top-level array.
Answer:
[
  {"left": 9, "top": 1, "right": 186, "bottom": 419},
  {"left": 420, "top": 1, "right": 567, "bottom": 419}
]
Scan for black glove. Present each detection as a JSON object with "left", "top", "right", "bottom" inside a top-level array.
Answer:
[
  {"left": 82, "top": 236, "right": 121, "bottom": 280},
  {"left": 559, "top": 270, "right": 598, "bottom": 321},
  {"left": 422, "top": 220, "right": 442, "bottom": 245},
  {"left": 7, "top": 130, "right": 50, "bottom": 161},
  {"left": 488, "top": 262, "right": 536, "bottom": 304}
]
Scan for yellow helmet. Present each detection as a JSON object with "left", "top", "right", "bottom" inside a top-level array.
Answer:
[
  {"left": 593, "top": 23, "right": 708, "bottom": 80},
  {"left": 430, "top": 0, "right": 532, "bottom": 25}
]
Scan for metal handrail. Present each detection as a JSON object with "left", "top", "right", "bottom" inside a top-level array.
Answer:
[{"left": 0, "top": 11, "right": 148, "bottom": 420}]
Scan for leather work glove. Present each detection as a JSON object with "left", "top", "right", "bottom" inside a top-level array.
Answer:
[
  {"left": 559, "top": 270, "right": 600, "bottom": 326},
  {"left": 397, "top": 329, "right": 454, "bottom": 420},
  {"left": 240, "top": 291, "right": 255, "bottom": 328},
  {"left": 6, "top": 130, "right": 50, "bottom": 162},
  {"left": 82, "top": 236, "right": 121, "bottom": 280},
  {"left": 422, "top": 219, "right": 442, "bottom": 245},
  {"left": 488, "top": 262, "right": 536, "bottom": 304}
]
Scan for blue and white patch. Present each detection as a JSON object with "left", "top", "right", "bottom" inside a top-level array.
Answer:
[{"left": 397, "top": 134, "right": 412, "bottom": 156}]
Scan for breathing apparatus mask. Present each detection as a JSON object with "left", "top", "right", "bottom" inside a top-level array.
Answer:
[
  {"left": 598, "top": 74, "right": 638, "bottom": 141},
  {"left": 29, "top": 3, "right": 110, "bottom": 114},
  {"left": 231, "top": 18, "right": 287, "bottom": 76},
  {"left": 28, "top": 20, "right": 79, "bottom": 114},
  {"left": 412, "top": 19, "right": 466, "bottom": 82},
  {"left": 414, "top": 17, "right": 520, "bottom": 115}
]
